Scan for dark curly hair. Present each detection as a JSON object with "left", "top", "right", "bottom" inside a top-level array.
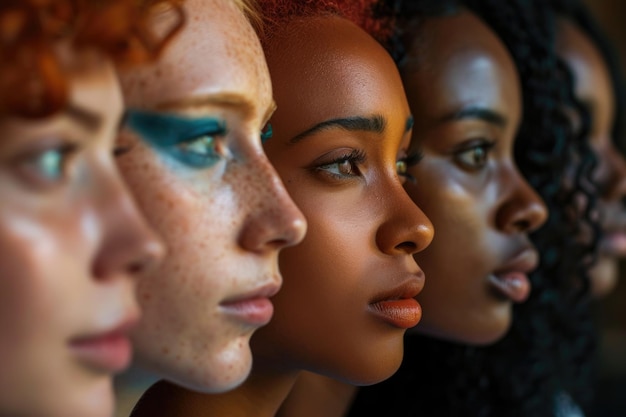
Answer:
[
  {"left": 347, "top": 0, "right": 599, "bottom": 416},
  {"left": 0, "top": 0, "right": 184, "bottom": 119},
  {"left": 549, "top": 0, "right": 626, "bottom": 149}
]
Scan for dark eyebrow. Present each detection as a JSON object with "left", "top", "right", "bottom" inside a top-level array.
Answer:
[
  {"left": 290, "top": 115, "right": 386, "bottom": 144},
  {"left": 441, "top": 106, "right": 507, "bottom": 128},
  {"left": 65, "top": 104, "right": 102, "bottom": 131}
]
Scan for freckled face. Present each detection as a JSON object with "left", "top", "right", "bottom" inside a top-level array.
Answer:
[
  {"left": 557, "top": 20, "right": 626, "bottom": 298},
  {"left": 252, "top": 17, "right": 433, "bottom": 385},
  {"left": 117, "top": 0, "right": 306, "bottom": 393},
  {"left": 401, "top": 12, "right": 547, "bottom": 345},
  {"left": 0, "top": 57, "right": 162, "bottom": 417}
]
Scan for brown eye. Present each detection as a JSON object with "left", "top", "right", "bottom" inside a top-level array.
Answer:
[{"left": 454, "top": 141, "right": 494, "bottom": 170}]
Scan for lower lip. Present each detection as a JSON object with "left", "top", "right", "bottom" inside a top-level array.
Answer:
[
  {"left": 220, "top": 297, "right": 274, "bottom": 326},
  {"left": 69, "top": 333, "right": 132, "bottom": 373},
  {"left": 369, "top": 298, "right": 422, "bottom": 329},
  {"left": 488, "top": 271, "right": 531, "bottom": 303}
]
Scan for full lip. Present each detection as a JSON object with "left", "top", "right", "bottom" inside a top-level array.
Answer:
[
  {"left": 367, "top": 269, "right": 425, "bottom": 329},
  {"left": 219, "top": 280, "right": 281, "bottom": 326},
  {"left": 369, "top": 270, "right": 425, "bottom": 305},
  {"left": 68, "top": 313, "right": 139, "bottom": 373},
  {"left": 488, "top": 245, "right": 539, "bottom": 303},
  {"left": 493, "top": 246, "right": 540, "bottom": 277}
]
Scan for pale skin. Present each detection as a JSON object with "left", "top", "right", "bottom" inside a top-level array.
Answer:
[
  {"left": 116, "top": 0, "right": 306, "bottom": 401},
  {"left": 0, "top": 50, "right": 164, "bottom": 417}
]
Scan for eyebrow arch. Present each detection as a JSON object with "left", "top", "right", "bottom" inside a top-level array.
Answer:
[
  {"left": 65, "top": 104, "right": 102, "bottom": 131},
  {"left": 290, "top": 114, "right": 386, "bottom": 144},
  {"left": 157, "top": 92, "right": 259, "bottom": 118},
  {"left": 441, "top": 106, "right": 507, "bottom": 128}
]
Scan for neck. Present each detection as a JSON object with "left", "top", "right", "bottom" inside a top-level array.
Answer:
[{"left": 130, "top": 369, "right": 300, "bottom": 417}]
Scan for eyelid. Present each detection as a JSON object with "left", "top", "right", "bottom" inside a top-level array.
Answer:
[{"left": 125, "top": 109, "right": 228, "bottom": 147}]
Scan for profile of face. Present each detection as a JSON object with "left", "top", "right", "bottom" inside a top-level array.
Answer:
[
  {"left": 251, "top": 16, "right": 434, "bottom": 385},
  {"left": 557, "top": 19, "right": 626, "bottom": 298},
  {"left": 116, "top": 0, "right": 306, "bottom": 393},
  {"left": 0, "top": 51, "right": 163, "bottom": 417},
  {"left": 400, "top": 11, "right": 548, "bottom": 345}
]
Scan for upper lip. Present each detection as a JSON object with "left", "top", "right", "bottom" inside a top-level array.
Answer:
[
  {"left": 220, "top": 280, "right": 281, "bottom": 306},
  {"left": 370, "top": 270, "right": 425, "bottom": 304},
  {"left": 493, "top": 246, "right": 539, "bottom": 276},
  {"left": 70, "top": 313, "right": 139, "bottom": 345}
]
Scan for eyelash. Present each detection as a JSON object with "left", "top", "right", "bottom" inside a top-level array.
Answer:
[
  {"left": 314, "top": 149, "right": 367, "bottom": 180},
  {"left": 453, "top": 139, "right": 495, "bottom": 170},
  {"left": 397, "top": 150, "right": 423, "bottom": 184}
]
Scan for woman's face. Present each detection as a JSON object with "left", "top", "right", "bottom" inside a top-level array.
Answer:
[
  {"left": 0, "top": 54, "right": 163, "bottom": 417},
  {"left": 401, "top": 11, "right": 548, "bottom": 345},
  {"left": 252, "top": 16, "right": 434, "bottom": 385},
  {"left": 557, "top": 20, "right": 626, "bottom": 298},
  {"left": 117, "top": 0, "right": 306, "bottom": 392}
]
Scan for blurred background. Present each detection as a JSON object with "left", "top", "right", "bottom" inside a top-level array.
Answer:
[
  {"left": 585, "top": 1, "right": 626, "bottom": 416},
  {"left": 113, "top": 1, "right": 626, "bottom": 416}
]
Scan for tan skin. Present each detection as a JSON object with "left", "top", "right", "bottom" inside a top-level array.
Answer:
[
  {"left": 278, "top": 11, "right": 548, "bottom": 417},
  {"left": 129, "top": 15, "right": 434, "bottom": 417},
  {"left": 557, "top": 19, "right": 626, "bottom": 298},
  {"left": 0, "top": 50, "right": 163, "bottom": 417},
  {"left": 117, "top": 0, "right": 307, "bottom": 397}
]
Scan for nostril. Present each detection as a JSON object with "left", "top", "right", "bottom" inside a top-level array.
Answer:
[
  {"left": 395, "top": 241, "right": 418, "bottom": 254},
  {"left": 514, "top": 219, "right": 531, "bottom": 232}
]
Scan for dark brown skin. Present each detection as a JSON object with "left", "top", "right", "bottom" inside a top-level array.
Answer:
[
  {"left": 138, "top": 14, "right": 434, "bottom": 417},
  {"left": 277, "top": 10, "right": 548, "bottom": 417},
  {"left": 557, "top": 19, "right": 626, "bottom": 298},
  {"left": 403, "top": 10, "right": 547, "bottom": 345}
]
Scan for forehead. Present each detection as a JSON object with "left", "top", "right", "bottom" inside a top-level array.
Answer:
[
  {"left": 556, "top": 20, "right": 611, "bottom": 98},
  {"left": 264, "top": 16, "right": 409, "bottom": 136},
  {"left": 120, "top": 0, "right": 270, "bottom": 110},
  {"left": 402, "top": 11, "right": 520, "bottom": 117}
]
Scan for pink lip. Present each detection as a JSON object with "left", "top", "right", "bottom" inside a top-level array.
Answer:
[
  {"left": 220, "top": 282, "right": 281, "bottom": 326},
  {"left": 600, "top": 231, "right": 626, "bottom": 257},
  {"left": 369, "top": 271, "right": 425, "bottom": 329},
  {"left": 489, "top": 248, "right": 539, "bottom": 303},
  {"left": 69, "top": 317, "right": 138, "bottom": 373}
]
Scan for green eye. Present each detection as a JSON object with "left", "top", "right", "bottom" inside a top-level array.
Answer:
[
  {"left": 173, "top": 134, "right": 221, "bottom": 168},
  {"left": 36, "top": 149, "right": 64, "bottom": 180}
]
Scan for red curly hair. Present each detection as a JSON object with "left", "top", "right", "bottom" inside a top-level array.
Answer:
[
  {"left": 256, "top": 0, "right": 392, "bottom": 45},
  {"left": 0, "top": 0, "right": 184, "bottom": 118}
]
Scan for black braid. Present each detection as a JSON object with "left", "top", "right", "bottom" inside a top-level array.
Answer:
[{"left": 348, "top": 0, "right": 599, "bottom": 415}]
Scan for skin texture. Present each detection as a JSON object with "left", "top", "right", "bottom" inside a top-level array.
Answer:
[
  {"left": 0, "top": 52, "right": 164, "bottom": 417},
  {"left": 117, "top": 0, "right": 307, "bottom": 394},
  {"left": 255, "top": 15, "right": 433, "bottom": 385},
  {"left": 132, "top": 15, "right": 433, "bottom": 417},
  {"left": 401, "top": 11, "right": 547, "bottom": 345},
  {"left": 557, "top": 19, "right": 626, "bottom": 298}
]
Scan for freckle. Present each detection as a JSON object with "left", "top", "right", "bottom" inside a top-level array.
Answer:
[
  {"left": 162, "top": 347, "right": 170, "bottom": 355},
  {"left": 142, "top": 292, "right": 152, "bottom": 300},
  {"left": 175, "top": 355, "right": 181, "bottom": 361}
]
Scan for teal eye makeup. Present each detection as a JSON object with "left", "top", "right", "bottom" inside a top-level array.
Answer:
[
  {"left": 261, "top": 123, "right": 273, "bottom": 143},
  {"left": 126, "top": 109, "right": 228, "bottom": 169}
]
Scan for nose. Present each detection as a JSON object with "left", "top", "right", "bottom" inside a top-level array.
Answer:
[
  {"left": 496, "top": 166, "right": 548, "bottom": 234},
  {"left": 238, "top": 153, "right": 307, "bottom": 253},
  {"left": 92, "top": 170, "right": 165, "bottom": 279},
  {"left": 375, "top": 179, "right": 434, "bottom": 256},
  {"left": 600, "top": 143, "right": 626, "bottom": 201}
]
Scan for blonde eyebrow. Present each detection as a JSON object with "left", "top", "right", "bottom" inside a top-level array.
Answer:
[
  {"left": 65, "top": 104, "right": 102, "bottom": 131},
  {"left": 156, "top": 93, "right": 273, "bottom": 123}
]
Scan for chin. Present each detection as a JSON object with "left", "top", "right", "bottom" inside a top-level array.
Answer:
[{"left": 415, "top": 319, "right": 512, "bottom": 346}]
